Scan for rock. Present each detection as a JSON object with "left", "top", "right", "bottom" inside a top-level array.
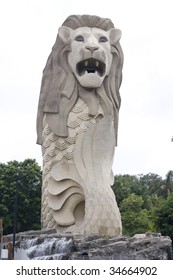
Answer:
[{"left": 3, "top": 230, "right": 172, "bottom": 260}]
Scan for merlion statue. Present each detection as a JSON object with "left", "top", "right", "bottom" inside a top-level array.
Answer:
[{"left": 36, "top": 15, "right": 123, "bottom": 236}]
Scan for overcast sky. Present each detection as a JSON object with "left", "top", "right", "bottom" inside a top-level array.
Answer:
[{"left": 0, "top": 0, "right": 173, "bottom": 178}]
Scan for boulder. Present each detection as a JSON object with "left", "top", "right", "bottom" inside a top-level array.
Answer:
[{"left": 3, "top": 230, "right": 172, "bottom": 260}]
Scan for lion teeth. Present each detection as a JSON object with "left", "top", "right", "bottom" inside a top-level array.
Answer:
[
  {"left": 85, "top": 60, "right": 88, "bottom": 66},
  {"left": 96, "top": 61, "right": 99, "bottom": 67}
]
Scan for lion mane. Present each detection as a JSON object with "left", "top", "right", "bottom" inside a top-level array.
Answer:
[{"left": 36, "top": 14, "right": 123, "bottom": 145}]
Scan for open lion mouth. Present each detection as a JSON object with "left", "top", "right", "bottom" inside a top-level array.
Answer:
[{"left": 77, "top": 58, "right": 105, "bottom": 77}]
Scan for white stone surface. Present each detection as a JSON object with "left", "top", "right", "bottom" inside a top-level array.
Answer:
[{"left": 37, "top": 15, "right": 123, "bottom": 236}]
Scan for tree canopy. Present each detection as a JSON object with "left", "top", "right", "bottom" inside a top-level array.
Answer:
[
  {"left": 155, "top": 193, "right": 173, "bottom": 240},
  {"left": 112, "top": 171, "right": 173, "bottom": 239},
  {"left": 0, "top": 159, "right": 42, "bottom": 234}
]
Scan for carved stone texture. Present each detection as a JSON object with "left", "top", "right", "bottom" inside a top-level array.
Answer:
[{"left": 36, "top": 15, "right": 124, "bottom": 236}]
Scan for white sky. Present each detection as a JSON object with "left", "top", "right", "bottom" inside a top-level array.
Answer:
[{"left": 0, "top": 0, "right": 173, "bottom": 178}]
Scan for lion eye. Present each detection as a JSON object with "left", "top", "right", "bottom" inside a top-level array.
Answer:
[
  {"left": 99, "top": 36, "right": 108, "bottom": 43},
  {"left": 75, "top": 35, "right": 84, "bottom": 42}
]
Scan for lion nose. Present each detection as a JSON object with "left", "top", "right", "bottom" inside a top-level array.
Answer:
[{"left": 85, "top": 46, "right": 99, "bottom": 53}]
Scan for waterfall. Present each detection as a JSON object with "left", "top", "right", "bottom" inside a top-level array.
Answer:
[{"left": 15, "top": 236, "right": 74, "bottom": 260}]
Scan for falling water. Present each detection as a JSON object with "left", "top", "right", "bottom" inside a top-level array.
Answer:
[{"left": 15, "top": 236, "right": 74, "bottom": 260}]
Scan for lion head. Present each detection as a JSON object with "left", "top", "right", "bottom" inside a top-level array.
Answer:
[{"left": 36, "top": 15, "right": 123, "bottom": 145}]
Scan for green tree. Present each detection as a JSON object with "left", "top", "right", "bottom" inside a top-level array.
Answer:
[
  {"left": 112, "top": 175, "right": 146, "bottom": 205},
  {"left": 160, "top": 171, "right": 173, "bottom": 198},
  {"left": 113, "top": 172, "right": 172, "bottom": 238},
  {"left": 0, "top": 159, "right": 42, "bottom": 234},
  {"left": 155, "top": 193, "right": 173, "bottom": 241},
  {"left": 139, "top": 173, "right": 163, "bottom": 196},
  {"left": 120, "top": 194, "right": 153, "bottom": 236}
]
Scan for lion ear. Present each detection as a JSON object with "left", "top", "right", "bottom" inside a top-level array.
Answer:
[
  {"left": 108, "top": 28, "right": 122, "bottom": 45},
  {"left": 58, "top": 26, "right": 73, "bottom": 42}
]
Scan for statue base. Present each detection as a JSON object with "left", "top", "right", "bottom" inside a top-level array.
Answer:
[{"left": 3, "top": 229, "right": 172, "bottom": 260}]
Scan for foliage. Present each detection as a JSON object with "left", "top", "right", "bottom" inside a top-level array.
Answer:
[
  {"left": 112, "top": 173, "right": 163, "bottom": 206},
  {"left": 113, "top": 171, "right": 173, "bottom": 238},
  {"left": 112, "top": 172, "right": 173, "bottom": 204},
  {"left": 154, "top": 193, "right": 173, "bottom": 241},
  {"left": 0, "top": 159, "right": 42, "bottom": 234},
  {"left": 120, "top": 194, "right": 153, "bottom": 236},
  {"left": 112, "top": 175, "right": 145, "bottom": 205},
  {"left": 139, "top": 173, "right": 163, "bottom": 196},
  {"left": 163, "top": 171, "right": 173, "bottom": 196}
]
